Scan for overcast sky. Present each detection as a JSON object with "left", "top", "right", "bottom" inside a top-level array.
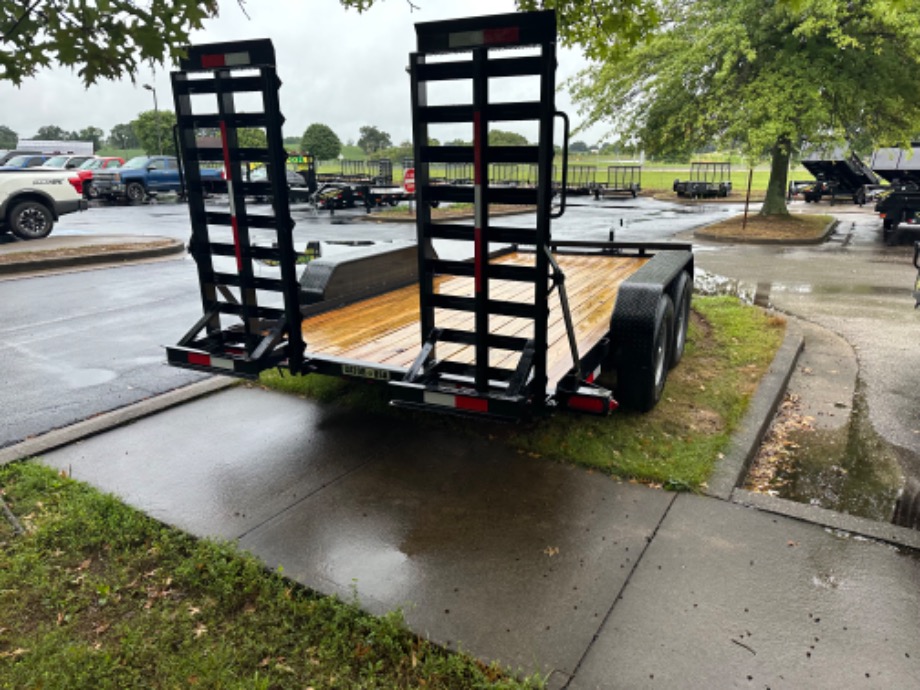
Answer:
[{"left": 2, "top": 0, "right": 609, "bottom": 148}]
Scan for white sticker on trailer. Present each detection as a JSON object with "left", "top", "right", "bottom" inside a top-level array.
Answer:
[
  {"left": 423, "top": 391, "right": 457, "bottom": 408},
  {"left": 210, "top": 357, "right": 235, "bottom": 371}
]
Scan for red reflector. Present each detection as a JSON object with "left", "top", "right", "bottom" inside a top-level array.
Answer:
[
  {"left": 484, "top": 27, "right": 520, "bottom": 45},
  {"left": 188, "top": 352, "right": 211, "bottom": 367},
  {"left": 456, "top": 395, "right": 488, "bottom": 413},
  {"left": 567, "top": 395, "right": 610, "bottom": 414},
  {"left": 201, "top": 54, "right": 226, "bottom": 68}
]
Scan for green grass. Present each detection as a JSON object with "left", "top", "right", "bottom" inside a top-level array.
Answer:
[
  {"left": 259, "top": 296, "right": 785, "bottom": 490},
  {"left": 0, "top": 463, "right": 542, "bottom": 689}
]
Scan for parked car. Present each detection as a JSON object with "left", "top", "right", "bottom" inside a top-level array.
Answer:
[
  {"left": 0, "top": 154, "right": 51, "bottom": 169},
  {"left": 0, "top": 150, "right": 41, "bottom": 166},
  {"left": 75, "top": 156, "right": 125, "bottom": 199},
  {"left": 92, "top": 155, "right": 224, "bottom": 203},
  {"left": 40, "top": 154, "right": 95, "bottom": 170},
  {"left": 0, "top": 168, "right": 87, "bottom": 239}
]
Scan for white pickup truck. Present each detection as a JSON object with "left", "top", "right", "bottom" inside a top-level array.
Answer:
[{"left": 0, "top": 169, "right": 87, "bottom": 240}]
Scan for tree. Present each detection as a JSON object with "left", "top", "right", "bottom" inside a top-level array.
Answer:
[
  {"left": 0, "top": 124, "right": 16, "bottom": 149},
  {"left": 489, "top": 130, "right": 529, "bottom": 146},
  {"left": 238, "top": 128, "right": 267, "bottom": 149},
  {"left": 32, "top": 124, "right": 67, "bottom": 140},
  {"left": 301, "top": 123, "right": 342, "bottom": 161},
  {"left": 1, "top": 0, "right": 219, "bottom": 86},
  {"left": 77, "top": 126, "right": 104, "bottom": 150},
  {"left": 109, "top": 123, "right": 139, "bottom": 150},
  {"left": 568, "top": 0, "right": 920, "bottom": 216},
  {"left": 570, "top": 140, "right": 589, "bottom": 153},
  {"left": 357, "top": 125, "right": 392, "bottom": 154},
  {"left": 132, "top": 110, "right": 176, "bottom": 155}
]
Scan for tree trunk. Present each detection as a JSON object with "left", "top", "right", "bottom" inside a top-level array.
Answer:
[{"left": 759, "top": 140, "right": 791, "bottom": 216}]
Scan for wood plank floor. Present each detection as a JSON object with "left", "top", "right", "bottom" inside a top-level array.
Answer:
[{"left": 301, "top": 252, "right": 648, "bottom": 387}]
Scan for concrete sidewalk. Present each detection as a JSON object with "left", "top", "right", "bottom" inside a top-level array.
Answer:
[{"left": 19, "top": 386, "right": 920, "bottom": 689}]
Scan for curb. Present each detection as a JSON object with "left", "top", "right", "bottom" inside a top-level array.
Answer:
[
  {"left": 0, "top": 377, "right": 238, "bottom": 466},
  {"left": 694, "top": 218, "right": 839, "bottom": 245},
  {"left": 731, "top": 488, "right": 920, "bottom": 553},
  {"left": 704, "top": 322, "right": 804, "bottom": 500},
  {"left": 0, "top": 239, "right": 186, "bottom": 276}
]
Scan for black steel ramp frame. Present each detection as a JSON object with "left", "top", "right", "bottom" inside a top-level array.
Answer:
[
  {"left": 389, "top": 10, "right": 572, "bottom": 419},
  {"left": 166, "top": 39, "right": 304, "bottom": 378}
]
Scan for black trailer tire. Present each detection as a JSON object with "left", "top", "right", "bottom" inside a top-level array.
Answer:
[
  {"left": 8, "top": 200, "right": 54, "bottom": 240},
  {"left": 669, "top": 272, "right": 692, "bottom": 369},
  {"left": 125, "top": 182, "right": 146, "bottom": 204},
  {"left": 617, "top": 294, "right": 674, "bottom": 412}
]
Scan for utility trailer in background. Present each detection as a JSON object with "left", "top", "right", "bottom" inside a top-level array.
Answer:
[
  {"left": 166, "top": 11, "right": 694, "bottom": 419},
  {"left": 594, "top": 165, "right": 642, "bottom": 199},
  {"left": 673, "top": 162, "right": 732, "bottom": 198}
]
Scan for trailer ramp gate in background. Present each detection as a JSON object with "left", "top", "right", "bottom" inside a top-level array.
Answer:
[
  {"left": 386, "top": 10, "right": 612, "bottom": 418},
  {"left": 166, "top": 39, "right": 305, "bottom": 378}
]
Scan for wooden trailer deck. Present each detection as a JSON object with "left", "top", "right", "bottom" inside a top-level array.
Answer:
[{"left": 301, "top": 252, "right": 648, "bottom": 388}]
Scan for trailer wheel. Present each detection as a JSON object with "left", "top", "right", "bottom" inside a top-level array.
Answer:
[
  {"left": 8, "top": 200, "right": 54, "bottom": 240},
  {"left": 669, "top": 272, "right": 692, "bottom": 369},
  {"left": 617, "top": 294, "right": 674, "bottom": 412}
]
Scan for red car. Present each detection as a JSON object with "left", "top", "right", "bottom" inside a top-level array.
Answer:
[{"left": 76, "top": 157, "right": 125, "bottom": 198}]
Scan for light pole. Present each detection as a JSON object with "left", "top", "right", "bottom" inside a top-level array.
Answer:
[{"left": 142, "top": 83, "right": 162, "bottom": 155}]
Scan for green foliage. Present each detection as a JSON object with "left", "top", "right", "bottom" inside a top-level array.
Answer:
[
  {"left": 569, "top": 0, "right": 920, "bottom": 215},
  {"left": 357, "top": 125, "right": 392, "bottom": 154},
  {"left": 0, "top": 0, "right": 219, "bottom": 86},
  {"left": 0, "top": 123, "right": 16, "bottom": 148},
  {"left": 32, "top": 124, "right": 67, "bottom": 140},
  {"left": 0, "top": 462, "right": 543, "bottom": 689},
  {"left": 300, "top": 123, "right": 342, "bottom": 161},
  {"left": 489, "top": 130, "right": 529, "bottom": 146},
  {"left": 131, "top": 109, "right": 176, "bottom": 155},
  {"left": 108, "top": 123, "right": 139, "bottom": 150},
  {"left": 238, "top": 128, "right": 268, "bottom": 149},
  {"left": 76, "top": 126, "right": 104, "bottom": 150}
]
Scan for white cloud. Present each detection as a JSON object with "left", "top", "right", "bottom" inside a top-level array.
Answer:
[{"left": 1, "top": 0, "right": 607, "bottom": 147}]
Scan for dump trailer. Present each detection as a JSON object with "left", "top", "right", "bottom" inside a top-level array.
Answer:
[
  {"left": 165, "top": 11, "right": 694, "bottom": 419},
  {"left": 800, "top": 148, "right": 880, "bottom": 204},
  {"left": 673, "top": 162, "right": 732, "bottom": 198},
  {"left": 871, "top": 146, "right": 920, "bottom": 243}
]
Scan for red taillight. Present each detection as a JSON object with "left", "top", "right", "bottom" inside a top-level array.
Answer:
[{"left": 68, "top": 176, "right": 83, "bottom": 194}]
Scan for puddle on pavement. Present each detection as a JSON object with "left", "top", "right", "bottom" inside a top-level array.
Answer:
[
  {"left": 747, "top": 384, "right": 903, "bottom": 523},
  {"left": 699, "top": 270, "right": 907, "bottom": 525}
]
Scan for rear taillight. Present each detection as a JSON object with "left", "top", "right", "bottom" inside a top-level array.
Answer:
[{"left": 68, "top": 176, "right": 83, "bottom": 194}]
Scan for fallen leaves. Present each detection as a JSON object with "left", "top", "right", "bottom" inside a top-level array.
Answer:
[{"left": 746, "top": 393, "right": 814, "bottom": 494}]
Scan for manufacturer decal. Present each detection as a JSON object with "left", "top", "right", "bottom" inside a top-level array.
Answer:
[{"left": 342, "top": 364, "right": 390, "bottom": 381}]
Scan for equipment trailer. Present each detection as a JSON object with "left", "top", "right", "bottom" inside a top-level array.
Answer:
[{"left": 166, "top": 11, "right": 693, "bottom": 419}]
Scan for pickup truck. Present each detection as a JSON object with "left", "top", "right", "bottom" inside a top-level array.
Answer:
[
  {"left": 0, "top": 169, "right": 87, "bottom": 239},
  {"left": 92, "top": 155, "right": 224, "bottom": 203}
]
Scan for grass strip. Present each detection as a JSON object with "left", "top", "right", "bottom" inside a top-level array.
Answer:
[
  {"left": 0, "top": 463, "right": 542, "bottom": 689},
  {"left": 260, "top": 296, "right": 785, "bottom": 490}
]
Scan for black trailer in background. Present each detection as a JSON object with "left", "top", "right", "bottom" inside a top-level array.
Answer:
[
  {"left": 871, "top": 145, "right": 920, "bottom": 243},
  {"left": 673, "top": 162, "right": 732, "bottom": 198},
  {"left": 799, "top": 148, "right": 881, "bottom": 205}
]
